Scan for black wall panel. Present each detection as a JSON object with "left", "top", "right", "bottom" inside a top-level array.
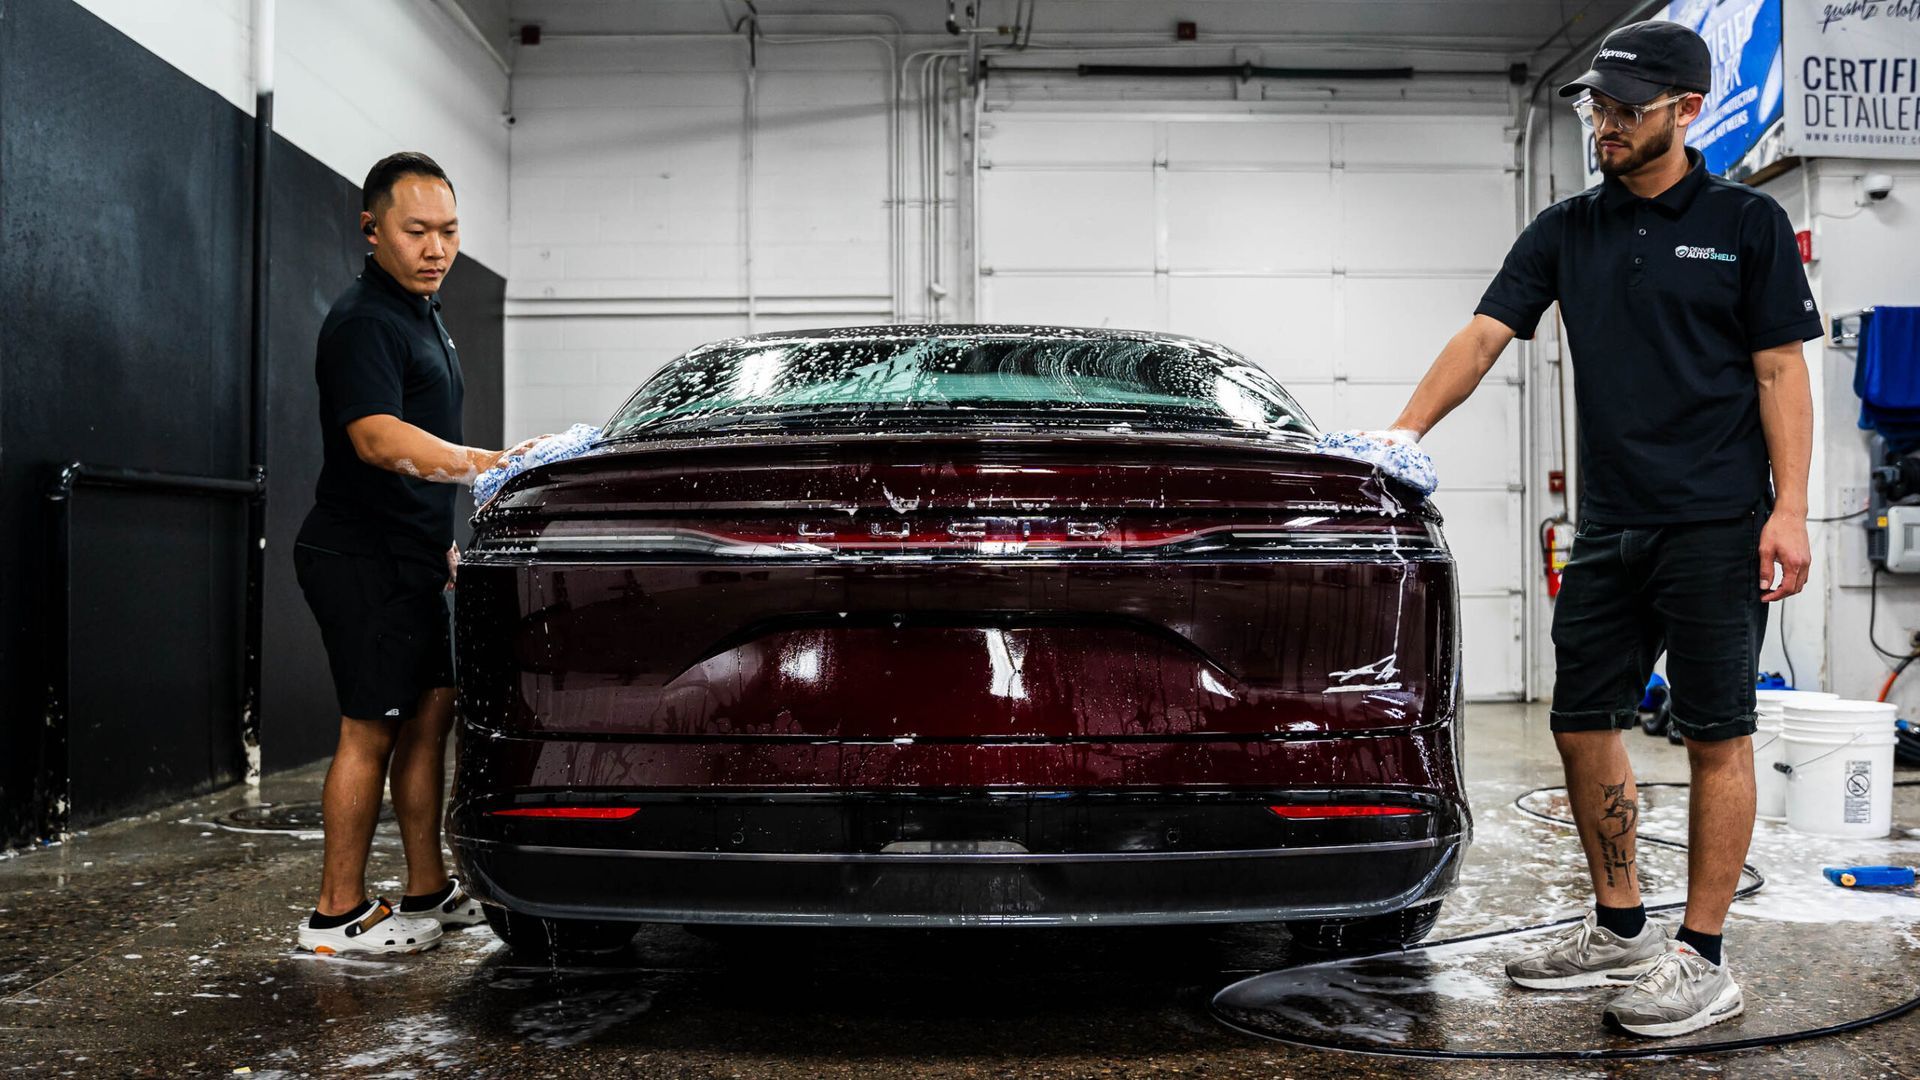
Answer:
[{"left": 1, "top": 0, "right": 507, "bottom": 844}]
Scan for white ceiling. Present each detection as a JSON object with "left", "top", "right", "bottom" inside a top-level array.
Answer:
[{"left": 499, "top": 1, "right": 1654, "bottom": 57}]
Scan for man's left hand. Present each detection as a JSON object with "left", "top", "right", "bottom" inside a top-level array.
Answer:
[
  {"left": 1758, "top": 512, "right": 1810, "bottom": 602},
  {"left": 446, "top": 543, "right": 460, "bottom": 592}
]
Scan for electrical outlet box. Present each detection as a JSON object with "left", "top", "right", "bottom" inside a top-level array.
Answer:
[{"left": 1838, "top": 483, "right": 1877, "bottom": 586}]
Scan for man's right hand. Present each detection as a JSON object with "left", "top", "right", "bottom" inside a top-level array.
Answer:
[
  {"left": 491, "top": 435, "right": 550, "bottom": 471},
  {"left": 1312, "top": 429, "right": 1439, "bottom": 496}
]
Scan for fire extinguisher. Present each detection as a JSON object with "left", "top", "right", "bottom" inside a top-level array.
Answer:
[{"left": 1540, "top": 517, "right": 1572, "bottom": 598}]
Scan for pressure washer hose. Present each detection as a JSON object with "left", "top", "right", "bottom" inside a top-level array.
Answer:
[{"left": 1211, "top": 780, "right": 1920, "bottom": 1061}]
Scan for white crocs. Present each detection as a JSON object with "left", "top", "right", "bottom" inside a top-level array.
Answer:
[
  {"left": 401, "top": 876, "right": 486, "bottom": 929},
  {"left": 296, "top": 898, "right": 443, "bottom": 956}
]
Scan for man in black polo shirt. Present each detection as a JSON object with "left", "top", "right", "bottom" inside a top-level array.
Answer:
[
  {"left": 1385, "top": 22, "right": 1818, "bottom": 1036},
  {"left": 292, "top": 153, "right": 536, "bottom": 955}
]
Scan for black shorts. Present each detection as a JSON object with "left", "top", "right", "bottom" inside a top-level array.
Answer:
[
  {"left": 294, "top": 541, "right": 454, "bottom": 721},
  {"left": 1549, "top": 508, "right": 1768, "bottom": 743}
]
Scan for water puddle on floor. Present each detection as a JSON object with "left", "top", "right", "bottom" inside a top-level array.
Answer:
[{"left": 1213, "top": 785, "right": 1920, "bottom": 1057}]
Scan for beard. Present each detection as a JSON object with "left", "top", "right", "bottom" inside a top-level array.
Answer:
[{"left": 1596, "top": 113, "right": 1676, "bottom": 177}]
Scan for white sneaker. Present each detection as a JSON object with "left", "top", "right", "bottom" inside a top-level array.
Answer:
[
  {"left": 400, "top": 877, "right": 486, "bottom": 929},
  {"left": 296, "top": 899, "right": 443, "bottom": 956},
  {"left": 1505, "top": 910, "right": 1669, "bottom": 989},
  {"left": 1604, "top": 943, "right": 1744, "bottom": 1038}
]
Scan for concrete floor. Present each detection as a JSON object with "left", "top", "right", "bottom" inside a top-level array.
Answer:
[{"left": 5, "top": 703, "right": 1920, "bottom": 1078}]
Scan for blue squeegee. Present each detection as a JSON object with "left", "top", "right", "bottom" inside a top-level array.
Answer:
[{"left": 1824, "top": 866, "right": 1916, "bottom": 888}]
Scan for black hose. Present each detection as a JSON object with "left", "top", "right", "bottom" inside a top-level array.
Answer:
[
  {"left": 1212, "top": 781, "right": 1920, "bottom": 1060},
  {"left": 1870, "top": 568, "right": 1918, "bottom": 662}
]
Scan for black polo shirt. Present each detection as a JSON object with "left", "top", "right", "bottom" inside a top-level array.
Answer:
[
  {"left": 297, "top": 254, "right": 466, "bottom": 557},
  {"left": 1474, "top": 146, "right": 1822, "bottom": 524}
]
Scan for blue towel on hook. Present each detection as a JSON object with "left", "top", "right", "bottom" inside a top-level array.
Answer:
[{"left": 1856, "top": 308, "right": 1920, "bottom": 453}]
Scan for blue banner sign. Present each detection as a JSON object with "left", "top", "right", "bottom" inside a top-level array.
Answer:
[{"left": 1663, "top": 0, "right": 1787, "bottom": 174}]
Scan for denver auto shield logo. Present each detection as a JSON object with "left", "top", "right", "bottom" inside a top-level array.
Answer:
[{"left": 1674, "top": 244, "right": 1737, "bottom": 263}]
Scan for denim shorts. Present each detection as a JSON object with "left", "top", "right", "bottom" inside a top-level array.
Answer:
[{"left": 1549, "top": 508, "right": 1767, "bottom": 743}]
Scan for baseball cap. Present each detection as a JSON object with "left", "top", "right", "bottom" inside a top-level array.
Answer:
[{"left": 1557, "top": 20, "right": 1712, "bottom": 103}]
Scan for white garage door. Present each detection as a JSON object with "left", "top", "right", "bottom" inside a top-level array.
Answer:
[{"left": 977, "top": 111, "right": 1525, "bottom": 700}]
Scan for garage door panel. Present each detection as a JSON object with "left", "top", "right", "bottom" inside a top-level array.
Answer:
[
  {"left": 981, "top": 120, "right": 1155, "bottom": 167},
  {"left": 981, "top": 171, "right": 1155, "bottom": 271},
  {"left": 1330, "top": 381, "right": 1516, "bottom": 489},
  {"left": 1420, "top": 383, "right": 1518, "bottom": 489},
  {"left": 980, "top": 275, "right": 1161, "bottom": 330},
  {"left": 1429, "top": 490, "right": 1525, "bottom": 594},
  {"left": 1167, "top": 121, "right": 1331, "bottom": 166},
  {"left": 1166, "top": 276, "right": 1337, "bottom": 378},
  {"left": 1462, "top": 594, "right": 1524, "bottom": 699},
  {"left": 1343, "top": 277, "right": 1517, "bottom": 382},
  {"left": 1342, "top": 172, "right": 1514, "bottom": 272},
  {"left": 1167, "top": 172, "right": 1334, "bottom": 272},
  {"left": 1343, "top": 120, "right": 1513, "bottom": 168}
]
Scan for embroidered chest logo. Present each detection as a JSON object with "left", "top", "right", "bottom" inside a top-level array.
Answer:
[{"left": 1674, "top": 244, "right": 1737, "bottom": 263}]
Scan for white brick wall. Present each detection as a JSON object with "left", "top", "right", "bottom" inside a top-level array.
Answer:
[{"left": 505, "top": 35, "right": 934, "bottom": 441}]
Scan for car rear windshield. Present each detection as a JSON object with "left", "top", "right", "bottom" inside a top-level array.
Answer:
[{"left": 601, "top": 332, "right": 1314, "bottom": 440}]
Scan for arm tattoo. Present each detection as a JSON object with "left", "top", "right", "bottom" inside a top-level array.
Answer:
[{"left": 1596, "top": 781, "right": 1638, "bottom": 889}]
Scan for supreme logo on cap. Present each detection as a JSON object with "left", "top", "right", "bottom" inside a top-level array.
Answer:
[{"left": 1558, "top": 20, "right": 1712, "bottom": 99}]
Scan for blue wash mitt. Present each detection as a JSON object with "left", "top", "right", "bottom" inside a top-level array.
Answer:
[
  {"left": 1312, "top": 429, "right": 1438, "bottom": 496},
  {"left": 473, "top": 423, "right": 601, "bottom": 506}
]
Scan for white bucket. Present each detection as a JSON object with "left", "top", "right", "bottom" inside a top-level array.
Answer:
[
  {"left": 1781, "top": 698, "right": 1898, "bottom": 838},
  {"left": 1754, "top": 690, "right": 1837, "bottom": 821}
]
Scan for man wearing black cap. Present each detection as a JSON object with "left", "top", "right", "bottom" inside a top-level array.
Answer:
[{"left": 1382, "top": 20, "right": 1819, "bottom": 1037}]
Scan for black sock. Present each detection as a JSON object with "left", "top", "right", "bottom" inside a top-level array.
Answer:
[
  {"left": 1676, "top": 926, "right": 1723, "bottom": 965},
  {"left": 400, "top": 880, "right": 456, "bottom": 913},
  {"left": 1595, "top": 902, "right": 1647, "bottom": 939},
  {"left": 308, "top": 899, "right": 376, "bottom": 930}
]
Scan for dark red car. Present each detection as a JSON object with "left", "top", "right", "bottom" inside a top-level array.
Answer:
[{"left": 450, "top": 326, "right": 1468, "bottom": 957}]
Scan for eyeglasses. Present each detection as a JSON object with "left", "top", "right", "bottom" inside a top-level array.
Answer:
[{"left": 1573, "top": 94, "right": 1689, "bottom": 133}]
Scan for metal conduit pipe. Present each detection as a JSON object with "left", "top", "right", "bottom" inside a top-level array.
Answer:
[
  {"left": 923, "top": 53, "right": 943, "bottom": 320},
  {"left": 933, "top": 54, "right": 951, "bottom": 321},
  {"left": 739, "top": 15, "right": 758, "bottom": 334},
  {"left": 900, "top": 47, "right": 971, "bottom": 322},
  {"left": 242, "top": 0, "right": 274, "bottom": 785}
]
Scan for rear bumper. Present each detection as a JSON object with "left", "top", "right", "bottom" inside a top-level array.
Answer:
[{"left": 450, "top": 792, "right": 1467, "bottom": 927}]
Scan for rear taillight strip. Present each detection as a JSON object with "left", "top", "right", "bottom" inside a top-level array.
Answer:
[
  {"left": 488, "top": 806, "right": 639, "bottom": 820},
  {"left": 1266, "top": 805, "right": 1426, "bottom": 819}
]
